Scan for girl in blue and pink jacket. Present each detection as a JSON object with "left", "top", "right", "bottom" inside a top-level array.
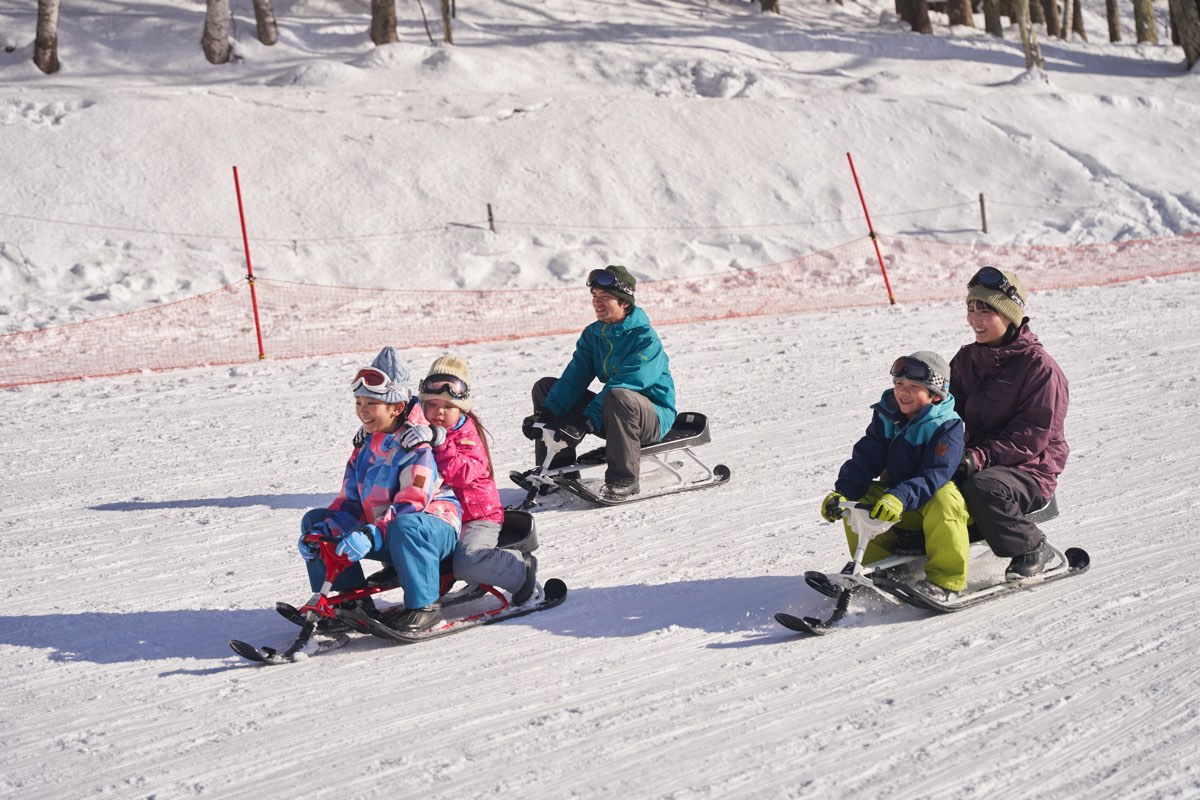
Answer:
[{"left": 299, "top": 346, "right": 461, "bottom": 631}]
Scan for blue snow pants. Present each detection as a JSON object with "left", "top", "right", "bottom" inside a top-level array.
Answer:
[{"left": 300, "top": 509, "right": 458, "bottom": 609}]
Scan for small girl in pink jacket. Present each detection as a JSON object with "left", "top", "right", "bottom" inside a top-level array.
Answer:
[{"left": 402, "top": 355, "right": 540, "bottom": 606}]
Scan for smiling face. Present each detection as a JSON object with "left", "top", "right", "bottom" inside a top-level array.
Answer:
[
  {"left": 355, "top": 396, "right": 404, "bottom": 434},
  {"left": 421, "top": 396, "right": 462, "bottom": 429},
  {"left": 967, "top": 299, "right": 1010, "bottom": 345},
  {"left": 591, "top": 288, "right": 629, "bottom": 324},
  {"left": 893, "top": 377, "right": 936, "bottom": 418}
]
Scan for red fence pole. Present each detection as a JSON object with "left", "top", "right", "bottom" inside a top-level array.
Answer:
[
  {"left": 846, "top": 153, "right": 896, "bottom": 306},
  {"left": 232, "top": 166, "right": 267, "bottom": 359}
]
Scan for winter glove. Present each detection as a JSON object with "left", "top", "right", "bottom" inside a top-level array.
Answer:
[
  {"left": 400, "top": 424, "right": 446, "bottom": 449},
  {"left": 335, "top": 524, "right": 383, "bottom": 563},
  {"left": 953, "top": 451, "right": 978, "bottom": 482},
  {"left": 553, "top": 418, "right": 595, "bottom": 448},
  {"left": 352, "top": 426, "right": 367, "bottom": 449},
  {"left": 870, "top": 493, "right": 905, "bottom": 523},
  {"left": 521, "top": 408, "right": 555, "bottom": 440},
  {"left": 820, "top": 492, "right": 846, "bottom": 523},
  {"left": 298, "top": 522, "right": 331, "bottom": 562}
]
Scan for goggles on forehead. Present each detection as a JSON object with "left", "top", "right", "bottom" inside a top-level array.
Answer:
[
  {"left": 350, "top": 367, "right": 400, "bottom": 395},
  {"left": 968, "top": 266, "right": 1025, "bottom": 308},
  {"left": 586, "top": 268, "right": 635, "bottom": 297},
  {"left": 420, "top": 373, "right": 471, "bottom": 400},
  {"left": 890, "top": 357, "right": 947, "bottom": 392}
]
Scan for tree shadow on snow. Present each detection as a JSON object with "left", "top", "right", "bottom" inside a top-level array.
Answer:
[{"left": 89, "top": 493, "right": 330, "bottom": 512}]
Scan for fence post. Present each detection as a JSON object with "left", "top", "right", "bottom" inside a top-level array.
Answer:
[
  {"left": 232, "top": 166, "right": 267, "bottom": 360},
  {"left": 979, "top": 192, "right": 989, "bottom": 234},
  {"left": 846, "top": 153, "right": 896, "bottom": 305},
  {"left": 487, "top": 203, "right": 496, "bottom": 233}
]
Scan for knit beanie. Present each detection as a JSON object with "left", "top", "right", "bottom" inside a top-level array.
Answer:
[
  {"left": 352, "top": 346, "right": 410, "bottom": 405},
  {"left": 967, "top": 268, "right": 1029, "bottom": 329},
  {"left": 598, "top": 265, "right": 637, "bottom": 308},
  {"left": 420, "top": 354, "right": 473, "bottom": 413},
  {"left": 901, "top": 350, "right": 951, "bottom": 400}
]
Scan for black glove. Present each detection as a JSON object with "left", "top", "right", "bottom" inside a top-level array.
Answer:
[
  {"left": 953, "top": 451, "right": 978, "bottom": 481},
  {"left": 553, "top": 418, "right": 595, "bottom": 448},
  {"left": 521, "top": 407, "right": 555, "bottom": 440},
  {"left": 352, "top": 426, "right": 367, "bottom": 449}
]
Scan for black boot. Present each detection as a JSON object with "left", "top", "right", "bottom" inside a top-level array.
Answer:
[
  {"left": 1006, "top": 538, "right": 1050, "bottom": 580},
  {"left": 390, "top": 603, "right": 442, "bottom": 633},
  {"left": 511, "top": 554, "right": 540, "bottom": 606}
]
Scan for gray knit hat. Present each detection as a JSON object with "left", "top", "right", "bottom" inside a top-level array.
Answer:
[
  {"left": 967, "top": 267, "right": 1028, "bottom": 329},
  {"left": 351, "top": 346, "right": 411, "bottom": 405},
  {"left": 892, "top": 350, "right": 951, "bottom": 400}
]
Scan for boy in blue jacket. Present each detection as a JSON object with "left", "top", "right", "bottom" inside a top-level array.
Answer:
[
  {"left": 820, "top": 351, "right": 970, "bottom": 600},
  {"left": 521, "top": 265, "right": 676, "bottom": 500}
]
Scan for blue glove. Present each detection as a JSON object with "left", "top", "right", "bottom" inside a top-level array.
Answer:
[
  {"left": 401, "top": 424, "right": 446, "bottom": 449},
  {"left": 335, "top": 524, "right": 383, "bottom": 562},
  {"left": 298, "top": 522, "right": 331, "bottom": 562}
]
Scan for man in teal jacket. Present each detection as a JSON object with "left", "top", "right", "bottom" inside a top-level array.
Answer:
[{"left": 522, "top": 265, "right": 677, "bottom": 500}]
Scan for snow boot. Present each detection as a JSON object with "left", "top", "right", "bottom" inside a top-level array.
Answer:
[
  {"left": 1006, "top": 538, "right": 1050, "bottom": 580},
  {"left": 600, "top": 480, "right": 639, "bottom": 500},
  {"left": 390, "top": 603, "right": 442, "bottom": 633},
  {"left": 912, "top": 579, "right": 957, "bottom": 603},
  {"left": 511, "top": 554, "right": 540, "bottom": 606}
]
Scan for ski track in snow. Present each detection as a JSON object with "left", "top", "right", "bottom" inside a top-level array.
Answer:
[{"left": 2, "top": 276, "right": 1199, "bottom": 798}]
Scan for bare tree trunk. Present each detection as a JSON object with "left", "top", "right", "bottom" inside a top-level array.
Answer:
[
  {"left": 760, "top": 0, "right": 782, "bottom": 11},
  {"left": 1041, "top": 0, "right": 1061, "bottom": 36},
  {"left": 1030, "top": 0, "right": 1044, "bottom": 24},
  {"left": 984, "top": 0, "right": 1005, "bottom": 35},
  {"left": 949, "top": 0, "right": 976, "bottom": 26},
  {"left": 371, "top": 0, "right": 398, "bottom": 44},
  {"left": 1060, "top": 0, "right": 1073, "bottom": 38},
  {"left": 253, "top": 0, "right": 279, "bottom": 46},
  {"left": 202, "top": 0, "right": 231, "bottom": 64},
  {"left": 1105, "top": 0, "right": 1122, "bottom": 40},
  {"left": 1071, "top": 0, "right": 1088, "bottom": 39},
  {"left": 911, "top": 0, "right": 934, "bottom": 32},
  {"left": 896, "top": 0, "right": 913, "bottom": 25},
  {"left": 34, "top": 0, "right": 61, "bottom": 74},
  {"left": 1167, "top": 0, "right": 1200, "bottom": 66},
  {"left": 1134, "top": 0, "right": 1159, "bottom": 42},
  {"left": 1016, "top": 0, "right": 1046, "bottom": 74},
  {"left": 440, "top": 0, "right": 454, "bottom": 42}
]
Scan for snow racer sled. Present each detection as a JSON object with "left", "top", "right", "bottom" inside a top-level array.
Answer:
[
  {"left": 775, "top": 497, "right": 1089, "bottom": 637},
  {"left": 509, "top": 411, "right": 730, "bottom": 509},
  {"left": 229, "top": 509, "right": 567, "bottom": 665}
]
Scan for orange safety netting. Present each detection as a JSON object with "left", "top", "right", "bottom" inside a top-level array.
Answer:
[{"left": 3, "top": 233, "right": 1198, "bottom": 389}]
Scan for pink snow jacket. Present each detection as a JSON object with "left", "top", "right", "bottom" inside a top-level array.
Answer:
[
  {"left": 430, "top": 414, "right": 504, "bottom": 525},
  {"left": 949, "top": 325, "right": 1070, "bottom": 503},
  {"left": 325, "top": 400, "right": 462, "bottom": 542}
]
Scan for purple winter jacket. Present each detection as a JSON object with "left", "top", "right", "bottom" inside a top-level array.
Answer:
[{"left": 949, "top": 325, "right": 1069, "bottom": 503}]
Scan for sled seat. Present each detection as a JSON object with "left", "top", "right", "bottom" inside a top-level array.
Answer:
[
  {"left": 368, "top": 510, "right": 538, "bottom": 587},
  {"left": 1027, "top": 493, "right": 1059, "bottom": 525},
  {"left": 576, "top": 411, "right": 712, "bottom": 465}
]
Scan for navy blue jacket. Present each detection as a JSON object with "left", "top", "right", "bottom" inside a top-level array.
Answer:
[{"left": 834, "top": 389, "right": 965, "bottom": 512}]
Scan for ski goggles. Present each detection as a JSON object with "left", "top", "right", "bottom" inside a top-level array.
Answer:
[
  {"left": 967, "top": 266, "right": 1025, "bottom": 308},
  {"left": 890, "top": 357, "right": 947, "bottom": 392},
  {"left": 419, "top": 373, "right": 471, "bottom": 400},
  {"left": 586, "top": 268, "right": 635, "bottom": 297},
  {"left": 350, "top": 367, "right": 400, "bottom": 395}
]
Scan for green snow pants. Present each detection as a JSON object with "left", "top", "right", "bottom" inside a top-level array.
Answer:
[{"left": 843, "top": 481, "right": 971, "bottom": 592}]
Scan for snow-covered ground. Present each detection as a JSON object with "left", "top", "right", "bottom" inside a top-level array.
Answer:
[{"left": 3, "top": 0, "right": 1200, "bottom": 797}]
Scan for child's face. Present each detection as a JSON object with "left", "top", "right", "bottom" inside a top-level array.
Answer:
[
  {"left": 422, "top": 397, "right": 462, "bottom": 429},
  {"left": 892, "top": 378, "right": 935, "bottom": 418},
  {"left": 356, "top": 396, "right": 403, "bottom": 434}
]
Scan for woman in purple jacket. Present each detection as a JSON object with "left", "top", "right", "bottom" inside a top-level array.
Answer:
[{"left": 949, "top": 267, "right": 1069, "bottom": 580}]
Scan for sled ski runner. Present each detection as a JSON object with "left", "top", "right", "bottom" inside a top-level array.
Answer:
[
  {"left": 510, "top": 412, "right": 730, "bottom": 509},
  {"left": 230, "top": 510, "right": 566, "bottom": 665},
  {"left": 775, "top": 498, "right": 1090, "bottom": 637}
]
